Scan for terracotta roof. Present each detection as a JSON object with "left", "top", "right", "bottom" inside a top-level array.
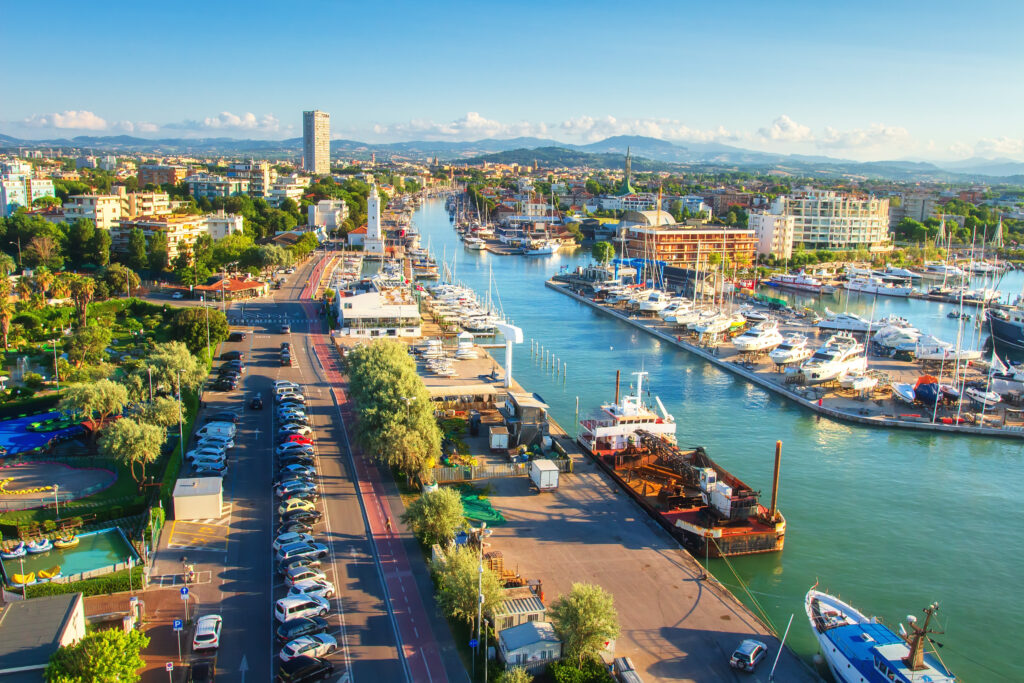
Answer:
[
  {"left": 350, "top": 225, "right": 367, "bottom": 235},
  {"left": 194, "top": 277, "right": 267, "bottom": 293}
]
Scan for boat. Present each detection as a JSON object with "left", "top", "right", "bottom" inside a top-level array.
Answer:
[
  {"left": 913, "top": 335, "right": 982, "bottom": 362},
  {"left": 839, "top": 369, "right": 878, "bottom": 392},
  {"left": 524, "top": 239, "right": 559, "bottom": 255},
  {"left": 883, "top": 265, "right": 921, "bottom": 280},
  {"left": 54, "top": 535, "right": 79, "bottom": 549},
  {"left": 986, "top": 307, "right": 1024, "bottom": 350},
  {"left": 10, "top": 572, "right": 35, "bottom": 586},
  {"left": 769, "top": 334, "right": 813, "bottom": 365},
  {"left": 806, "top": 588, "right": 955, "bottom": 683},
  {"left": 578, "top": 372, "right": 784, "bottom": 557},
  {"left": 800, "top": 335, "right": 867, "bottom": 384},
  {"left": 920, "top": 262, "right": 966, "bottom": 280},
  {"left": 890, "top": 382, "right": 917, "bottom": 404},
  {"left": 845, "top": 276, "right": 913, "bottom": 297},
  {"left": 37, "top": 566, "right": 61, "bottom": 581},
  {"left": 766, "top": 272, "right": 826, "bottom": 293},
  {"left": 872, "top": 323, "right": 921, "bottom": 350},
  {"left": 817, "top": 309, "right": 872, "bottom": 333},
  {"left": 1, "top": 541, "right": 26, "bottom": 559},
  {"left": 659, "top": 300, "right": 693, "bottom": 322},
  {"left": 732, "top": 320, "right": 784, "bottom": 352},
  {"left": 694, "top": 313, "right": 732, "bottom": 335},
  {"left": 913, "top": 375, "right": 940, "bottom": 405},
  {"left": 27, "top": 538, "right": 53, "bottom": 554},
  {"left": 965, "top": 386, "right": 1001, "bottom": 409},
  {"left": 463, "top": 236, "right": 487, "bottom": 251},
  {"left": 637, "top": 291, "right": 672, "bottom": 313}
]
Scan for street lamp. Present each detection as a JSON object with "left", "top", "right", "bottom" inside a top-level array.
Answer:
[
  {"left": 472, "top": 522, "right": 490, "bottom": 678},
  {"left": 53, "top": 483, "right": 60, "bottom": 520}
]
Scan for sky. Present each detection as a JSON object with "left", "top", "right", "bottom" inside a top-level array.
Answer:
[{"left": 1, "top": 0, "right": 1022, "bottom": 161}]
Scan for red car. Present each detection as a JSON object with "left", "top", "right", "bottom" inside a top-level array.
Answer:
[{"left": 284, "top": 435, "right": 314, "bottom": 446}]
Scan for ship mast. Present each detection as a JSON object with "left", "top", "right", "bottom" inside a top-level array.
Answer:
[{"left": 901, "top": 602, "right": 943, "bottom": 671}]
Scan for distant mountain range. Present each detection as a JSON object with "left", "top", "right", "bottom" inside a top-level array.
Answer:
[{"left": 3, "top": 131, "right": 1024, "bottom": 183}]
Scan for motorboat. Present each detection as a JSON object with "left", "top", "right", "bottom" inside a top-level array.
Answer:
[
  {"left": 890, "top": 382, "right": 917, "bottom": 404},
  {"left": 659, "top": 300, "right": 693, "bottom": 322},
  {"left": 638, "top": 291, "right": 672, "bottom": 313},
  {"left": 738, "top": 304, "right": 770, "bottom": 322},
  {"left": 816, "top": 309, "right": 872, "bottom": 333},
  {"left": 986, "top": 307, "right": 1024, "bottom": 349},
  {"left": 883, "top": 265, "right": 921, "bottom": 280},
  {"left": 872, "top": 324, "right": 921, "bottom": 350},
  {"left": 805, "top": 588, "right": 955, "bottom": 683},
  {"left": 920, "top": 262, "right": 966, "bottom": 280},
  {"left": 766, "top": 272, "right": 826, "bottom": 293},
  {"left": 913, "top": 376, "right": 940, "bottom": 405},
  {"left": 463, "top": 236, "right": 486, "bottom": 250},
  {"left": 524, "top": 239, "right": 559, "bottom": 255},
  {"left": 732, "top": 320, "right": 784, "bottom": 352},
  {"left": 965, "top": 387, "right": 1001, "bottom": 409},
  {"left": 687, "top": 308, "right": 721, "bottom": 331},
  {"left": 844, "top": 276, "right": 913, "bottom": 297},
  {"left": 694, "top": 313, "right": 731, "bottom": 335},
  {"left": 839, "top": 369, "right": 878, "bottom": 392},
  {"left": 800, "top": 335, "right": 867, "bottom": 384},
  {"left": 913, "top": 335, "right": 982, "bottom": 362},
  {"left": 769, "top": 334, "right": 812, "bottom": 365}
]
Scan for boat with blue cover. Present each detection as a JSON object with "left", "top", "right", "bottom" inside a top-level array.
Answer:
[{"left": 806, "top": 588, "right": 955, "bottom": 683}]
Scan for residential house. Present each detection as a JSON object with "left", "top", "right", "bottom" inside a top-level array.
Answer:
[
  {"left": 0, "top": 593, "right": 87, "bottom": 679},
  {"left": 497, "top": 621, "right": 561, "bottom": 674}
]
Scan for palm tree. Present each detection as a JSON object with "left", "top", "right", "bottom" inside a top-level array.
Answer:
[
  {"left": 0, "top": 281, "right": 13, "bottom": 351},
  {"left": 67, "top": 275, "right": 96, "bottom": 328},
  {"left": 33, "top": 266, "right": 53, "bottom": 298},
  {"left": 50, "top": 274, "right": 71, "bottom": 299},
  {"left": 0, "top": 254, "right": 15, "bottom": 277},
  {"left": 15, "top": 277, "right": 31, "bottom": 301}
]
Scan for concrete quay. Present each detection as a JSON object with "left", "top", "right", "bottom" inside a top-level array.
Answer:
[{"left": 546, "top": 280, "right": 1024, "bottom": 440}]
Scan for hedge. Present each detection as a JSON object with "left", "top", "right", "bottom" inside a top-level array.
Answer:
[
  {"left": 24, "top": 564, "right": 145, "bottom": 598},
  {"left": 0, "top": 393, "right": 62, "bottom": 420}
]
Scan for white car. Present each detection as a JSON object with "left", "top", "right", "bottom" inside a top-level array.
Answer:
[
  {"left": 172, "top": 292, "right": 184, "bottom": 300},
  {"left": 275, "top": 595, "right": 329, "bottom": 623},
  {"left": 192, "top": 456, "right": 228, "bottom": 471},
  {"left": 280, "top": 634, "right": 337, "bottom": 662},
  {"left": 285, "top": 566, "right": 327, "bottom": 586},
  {"left": 279, "top": 424, "right": 312, "bottom": 436},
  {"left": 276, "top": 443, "right": 315, "bottom": 457},
  {"left": 273, "top": 532, "right": 314, "bottom": 552},
  {"left": 277, "top": 394, "right": 306, "bottom": 405},
  {"left": 192, "top": 614, "right": 222, "bottom": 651},
  {"left": 186, "top": 447, "right": 226, "bottom": 463},
  {"left": 287, "top": 578, "right": 335, "bottom": 600},
  {"left": 277, "top": 410, "right": 307, "bottom": 421},
  {"left": 274, "top": 380, "right": 300, "bottom": 390},
  {"left": 197, "top": 436, "right": 234, "bottom": 450}
]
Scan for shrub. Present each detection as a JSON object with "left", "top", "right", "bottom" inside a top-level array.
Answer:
[
  {"left": 28, "top": 564, "right": 145, "bottom": 598},
  {"left": 23, "top": 372, "right": 44, "bottom": 389}
]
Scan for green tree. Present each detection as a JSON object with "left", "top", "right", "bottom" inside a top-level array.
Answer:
[
  {"left": 148, "top": 230, "right": 169, "bottom": 272},
  {"left": 591, "top": 241, "right": 614, "bottom": 264},
  {"left": 146, "top": 340, "right": 206, "bottom": 393},
  {"left": 431, "top": 544, "right": 503, "bottom": 626},
  {"left": 0, "top": 253, "right": 15, "bottom": 276},
  {"left": 67, "top": 219, "right": 96, "bottom": 268},
  {"left": 90, "top": 229, "right": 112, "bottom": 266},
  {"left": 66, "top": 324, "right": 112, "bottom": 367},
  {"left": 60, "top": 379, "right": 129, "bottom": 444},
  {"left": 103, "top": 263, "right": 141, "bottom": 295},
  {"left": 24, "top": 233, "right": 64, "bottom": 270},
  {"left": 139, "top": 395, "right": 180, "bottom": 429},
  {"left": 126, "top": 228, "right": 147, "bottom": 271},
  {"left": 45, "top": 627, "right": 149, "bottom": 683},
  {"left": 496, "top": 667, "right": 534, "bottom": 683},
  {"left": 66, "top": 275, "right": 96, "bottom": 327},
  {"left": 549, "top": 583, "right": 621, "bottom": 667},
  {"left": 401, "top": 487, "right": 466, "bottom": 546},
  {"left": 0, "top": 280, "right": 12, "bottom": 350},
  {"left": 170, "top": 307, "right": 229, "bottom": 356},
  {"left": 99, "top": 417, "right": 165, "bottom": 485}
]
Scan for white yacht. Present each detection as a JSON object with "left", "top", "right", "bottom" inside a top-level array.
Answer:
[
  {"left": 638, "top": 291, "right": 672, "bottom": 313},
  {"left": 920, "top": 262, "right": 966, "bottom": 280},
  {"left": 913, "top": 335, "right": 982, "bottom": 362},
  {"left": 687, "top": 308, "right": 721, "bottom": 330},
  {"left": 769, "top": 334, "right": 813, "bottom": 365},
  {"left": 732, "top": 320, "right": 784, "bottom": 352},
  {"left": 524, "top": 239, "right": 559, "bottom": 255},
  {"left": 800, "top": 334, "right": 867, "bottom": 384},
  {"left": 767, "top": 272, "right": 826, "bottom": 293},
  {"left": 883, "top": 265, "right": 920, "bottom": 280},
  {"left": 694, "top": 312, "right": 731, "bottom": 335},
  {"left": 844, "top": 276, "right": 913, "bottom": 297},
  {"left": 659, "top": 299, "right": 693, "bottom": 322},
  {"left": 463, "top": 236, "right": 486, "bottom": 250},
  {"left": 872, "top": 324, "right": 921, "bottom": 349},
  {"left": 816, "top": 309, "right": 872, "bottom": 332},
  {"left": 838, "top": 369, "right": 878, "bottom": 392}
]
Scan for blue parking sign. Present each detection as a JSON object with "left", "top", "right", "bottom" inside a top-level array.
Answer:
[{"left": 172, "top": 619, "right": 183, "bottom": 631}]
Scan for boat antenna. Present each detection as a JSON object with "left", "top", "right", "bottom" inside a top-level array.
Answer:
[{"left": 901, "top": 603, "right": 944, "bottom": 672}]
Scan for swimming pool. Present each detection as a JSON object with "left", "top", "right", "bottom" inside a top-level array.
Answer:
[{"left": 1, "top": 527, "right": 140, "bottom": 585}]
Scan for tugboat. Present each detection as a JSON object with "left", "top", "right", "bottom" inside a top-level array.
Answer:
[{"left": 806, "top": 587, "right": 955, "bottom": 682}]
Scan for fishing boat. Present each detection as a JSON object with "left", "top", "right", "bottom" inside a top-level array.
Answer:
[
  {"left": 1, "top": 541, "right": 26, "bottom": 559},
  {"left": 890, "top": 382, "right": 917, "bottom": 404},
  {"left": 800, "top": 335, "right": 867, "bottom": 384},
  {"left": 965, "top": 386, "right": 1001, "bottom": 409},
  {"left": 769, "top": 334, "right": 812, "bottom": 365},
  {"left": 805, "top": 588, "right": 955, "bottom": 683},
  {"left": 578, "top": 372, "right": 784, "bottom": 557},
  {"left": 817, "top": 309, "right": 872, "bottom": 333},
  {"left": 732, "top": 320, "right": 784, "bottom": 352},
  {"left": 54, "top": 535, "right": 79, "bottom": 549},
  {"left": 845, "top": 276, "right": 913, "bottom": 297}
]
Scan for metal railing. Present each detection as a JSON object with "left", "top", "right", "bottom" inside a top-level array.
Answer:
[{"left": 429, "top": 458, "right": 571, "bottom": 484}]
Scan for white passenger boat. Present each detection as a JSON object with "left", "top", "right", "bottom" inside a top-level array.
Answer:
[
  {"left": 577, "top": 370, "right": 676, "bottom": 455},
  {"left": 463, "top": 236, "right": 486, "bottom": 250},
  {"left": 800, "top": 334, "right": 867, "bottom": 384},
  {"left": 732, "top": 320, "right": 784, "bottom": 352},
  {"left": 844, "top": 276, "right": 913, "bottom": 297},
  {"left": 767, "top": 272, "right": 826, "bottom": 293},
  {"left": 769, "top": 334, "right": 812, "bottom": 365}
]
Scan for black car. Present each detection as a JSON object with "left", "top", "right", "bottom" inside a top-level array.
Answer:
[
  {"left": 225, "top": 360, "right": 246, "bottom": 373},
  {"left": 205, "top": 411, "right": 237, "bottom": 424},
  {"left": 277, "top": 520, "right": 314, "bottom": 536},
  {"left": 277, "top": 555, "right": 321, "bottom": 575},
  {"left": 189, "top": 659, "right": 216, "bottom": 682},
  {"left": 280, "top": 509, "right": 322, "bottom": 525},
  {"left": 276, "top": 616, "right": 330, "bottom": 644},
  {"left": 249, "top": 396, "right": 264, "bottom": 410},
  {"left": 278, "top": 455, "right": 315, "bottom": 468},
  {"left": 214, "top": 379, "right": 236, "bottom": 391},
  {"left": 228, "top": 331, "right": 247, "bottom": 342},
  {"left": 220, "top": 350, "right": 243, "bottom": 361},
  {"left": 281, "top": 341, "right": 291, "bottom": 351},
  {"left": 276, "top": 656, "right": 333, "bottom": 682}
]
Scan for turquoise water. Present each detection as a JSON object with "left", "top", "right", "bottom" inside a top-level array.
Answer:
[
  {"left": 1, "top": 528, "right": 138, "bottom": 582},
  {"left": 415, "top": 199, "right": 1022, "bottom": 681}
]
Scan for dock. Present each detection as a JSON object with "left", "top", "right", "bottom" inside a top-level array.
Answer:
[{"left": 545, "top": 280, "right": 1024, "bottom": 440}]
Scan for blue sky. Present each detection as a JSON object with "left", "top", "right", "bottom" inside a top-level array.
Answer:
[{"left": 2, "top": 0, "right": 1022, "bottom": 160}]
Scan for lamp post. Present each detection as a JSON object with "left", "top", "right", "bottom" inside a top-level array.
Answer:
[
  {"left": 53, "top": 483, "right": 60, "bottom": 520},
  {"left": 473, "top": 521, "right": 488, "bottom": 678},
  {"left": 19, "top": 556, "right": 27, "bottom": 598},
  {"left": 147, "top": 366, "right": 153, "bottom": 402}
]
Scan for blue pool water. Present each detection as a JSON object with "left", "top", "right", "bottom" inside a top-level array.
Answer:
[
  {"left": 0, "top": 411, "right": 85, "bottom": 457},
  {"left": 1, "top": 528, "right": 139, "bottom": 583}
]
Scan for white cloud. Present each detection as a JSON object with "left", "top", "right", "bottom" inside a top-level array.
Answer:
[
  {"left": 818, "top": 123, "right": 910, "bottom": 149},
  {"left": 973, "top": 136, "right": 1024, "bottom": 157},
  {"left": 22, "top": 110, "right": 109, "bottom": 130},
  {"left": 758, "top": 115, "right": 813, "bottom": 143},
  {"left": 372, "top": 112, "right": 548, "bottom": 141},
  {"left": 162, "top": 111, "right": 286, "bottom": 136}
]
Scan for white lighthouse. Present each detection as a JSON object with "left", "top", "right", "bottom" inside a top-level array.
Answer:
[{"left": 364, "top": 182, "right": 385, "bottom": 258}]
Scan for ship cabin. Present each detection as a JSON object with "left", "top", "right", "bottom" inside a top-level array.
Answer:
[{"left": 499, "top": 392, "right": 550, "bottom": 448}]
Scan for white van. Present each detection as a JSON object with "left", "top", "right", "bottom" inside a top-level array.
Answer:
[
  {"left": 195, "top": 422, "right": 236, "bottom": 440},
  {"left": 275, "top": 595, "right": 329, "bottom": 623}
]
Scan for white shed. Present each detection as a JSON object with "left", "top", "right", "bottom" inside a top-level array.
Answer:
[
  {"left": 489, "top": 425, "right": 510, "bottom": 451},
  {"left": 172, "top": 477, "right": 223, "bottom": 520}
]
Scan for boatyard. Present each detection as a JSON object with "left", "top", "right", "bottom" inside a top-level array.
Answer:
[{"left": 545, "top": 279, "right": 1024, "bottom": 439}]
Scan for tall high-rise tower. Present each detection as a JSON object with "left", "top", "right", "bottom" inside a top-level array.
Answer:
[{"left": 302, "top": 110, "right": 330, "bottom": 175}]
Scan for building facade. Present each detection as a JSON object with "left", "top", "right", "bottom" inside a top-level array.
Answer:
[
  {"left": 749, "top": 211, "right": 796, "bottom": 259},
  {"left": 308, "top": 199, "right": 349, "bottom": 232},
  {"left": 113, "top": 214, "right": 209, "bottom": 258},
  {"left": 139, "top": 164, "right": 188, "bottom": 188},
  {"left": 889, "top": 191, "right": 941, "bottom": 229},
  {"left": 302, "top": 110, "right": 330, "bottom": 175},
  {"left": 185, "top": 173, "right": 249, "bottom": 200},
  {"left": 63, "top": 194, "right": 123, "bottom": 230},
  {"left": 227, "top": 160, "right": 276, "bottom": 197},
  {"left": 206, "top": 211, "right": 244, "bottom": 240},
  {"left": 0, "top": 174, "right": 55, "bottom": 218},
  {"left": 625, "top": 223, "right": 757, "bottom": 270},
  {"left": 769, "top": 188, "right": 890, "bottom": 251},
  {"left": 335, "top": 290, "right": 421, "bottom": 338},
  {"left": 267, "top": 174, "right": 308, "bottom": 207}
]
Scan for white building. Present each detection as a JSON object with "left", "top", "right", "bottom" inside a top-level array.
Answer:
[
  {"left": 1, "top": 174, "right": 55, "bottom": 217},
  {"left": 335, "top": 290, "right": 421, "bottom": 338},
  {"left": 308, "top": 199, "right": 348, "bottom": 232},
  {"left": 227, "top": 160, "right": 275, "bottom": 197},
  {"left": 769, "top": 188, "right": 891, "bottom": 251},
  {"left": 364, "top": 184, "right": 386, "bottom": 257},
  {"left": 206, "top": 211, "right": 244, "bottom": 240},
  {"left": 64, "top": 194, "right": 123, "bottom": 230},
  {"left": 749, "top": 211, "right": 796, "bottom": 259},
  {"left": 302, "top": 110, "right": 330, "bottom": 175},
  {"left": 268, "top": 174, "right": 309, "bottom": 208},
  {"left": 97, "top": 155, "right": 118, "bottom": 171}
]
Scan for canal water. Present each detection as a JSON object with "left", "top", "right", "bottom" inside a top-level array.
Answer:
[{"left": 413, "top": 199, "right": 1020, "bottom": 681}]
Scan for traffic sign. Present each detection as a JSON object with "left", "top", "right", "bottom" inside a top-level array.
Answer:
[
  {"left": 179, "top": 586, "right": 189, "bottom": 600},
  {"left": 172, "top": 619, "right": 183, "bottom": 632},
  {"left": 469, "top": 638, "right": 479, "bottom": 648},
  {"left": 165, "top": 662, "right": 174, "bottom": 671}
]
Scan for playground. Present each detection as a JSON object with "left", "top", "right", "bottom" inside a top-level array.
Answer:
[
  {"left": 0, "top": 411, "right": 85, "bottom": 458},
  {"left": 0, "top": 461, "right": 116, "bottom": 511}
]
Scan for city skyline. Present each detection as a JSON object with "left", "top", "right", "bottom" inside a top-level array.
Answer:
[{"left": 2, "top": 0, "right": 1022, "bottom": 161}]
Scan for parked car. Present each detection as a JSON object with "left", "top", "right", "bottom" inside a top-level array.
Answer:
[
  {"left": 281, "top": 324, "right": 291, "bottom": 333},
  {"left": 276, "top": 541, "right": 329, "bottom": 563},
  {"left": 277, "top": 554, "right": 321, "bottom": 575},
  {"left": 279, "top": 634, "right": 337, "bottom": 662},
  {"left": 276, "top": 442, "right": 315, "bottom": 455},
  {"left": 195, "top": 423, "right": 235, "bottom": 439},
  {"left": 273, "top": 532, "right": 314, "bottom": 552},
  {"left": 279, "top": 435, "right": 314, "bottom": 446},
  {"left": 281, "top": 342, "right": 291, "bottom": 352},
  {"left": 279, "top": 509, "right": 322, "bottom": 526},
  {"left": 194, "top": 463, "right": 228, "bottom": 477},
  {"left": 280, "top": 355, "right": 292, "bottom": 367},
  {"left": 277, "top": 521, "right": 315, "bottom": 537},
  {"left": 277, "top": 415, "right": 309, "bottom": 426},
  {"left": 274, "top": 380, "right": 300, "bottom": 390},
  {"left": 278, "top": 395, "right": 306, "bottom": 405},
  {"left": 275, "top": 616, "right": 329, "bottom": 644},
  {"left": 278, "top": 464, "right": 316, "bottom": 478},
  {"left": 279, "top": 424, "right": 312, "bottom": 436},
  {"left": 277, "top": 482, "right": 317, "bottom": 499},
  {"left": 228, "top": 331, "right": 247, "bottom": 342},
  {"left": 287, "top": 579, "right": 335, "bottom": 600},
  {"left": 274, "top": 596, "right": 329, "bottom": 623},
  {"left": 186, "top": 448, "right": 226, "bottom": 464},
  {"left": 196, "top": 436, "right": 234, "bottom": 450},
  {"left": 192, "top": 614, "right": 222, "bottom": 652},
  {"left": 220, "top": 351, "right": 243, "bottom": 361},
  {"left": 278, "top": 455, "right": 316, "bottom": 469},
  {"left": 276, "top": 656, "right": 334, "bottom": 682},
  {"left": 729, "top": 639, "right": 768, "bottom": 672},
  {"left": 172, "top": 291, "right": 184, "bottom": 300},
  {"left": 205, "top": 411, "right": 238, "bottom": 424},
  {"left": 279, "top": 491, "right": 320, "bottom": 507},
  {"left": 214, "top": 379, "right": 237, "bottom": 391},
  {"left": 285, "top": 567, "right": 327, "bottom": 587}
]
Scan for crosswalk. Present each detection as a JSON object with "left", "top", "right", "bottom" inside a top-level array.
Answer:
[{"left": 229, "top": 317, "right": 318, "bottom": 325}]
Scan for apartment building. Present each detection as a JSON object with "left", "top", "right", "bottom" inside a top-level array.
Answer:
[
  {"left": 118, "top": 188, "right": 171, "bottom": 218},
  {"left": 63, "top": 194, "right": 122, "bottom": 230},
  {"left": 267, "top": 174, "right": 308, "bottom": 207},
  {"left": 227, "top": 160, "right": 276, "bottom": 197},
  {"left": 889, "top": 191, "right": 941, "bottom": 228},
  {"left": 138, "top": 164, "right": 188, "bottom": 188},
  {"left": 185, "top": 173, "right": 249, "bottom": 200},
  {"left": 768, "top": 188, "right": 890, "bottom": 251},
  {"left": 0, "top": 174, "right": 55, "bottom": 218},
  {"left": 308, "top": 199, "right": 348, "bottom": 232},
  {"left": 302, "top": 110, "right": 330, "bottom": 175},
  {"left": 749, "top": 211, "right": 796, "bottom": 259},
  {"left": 113, "top": 214, "right": 209, "bottom": 259},
  {"left": 206, "top": 211, "right": 244, "bottom": 240},
  {"left": 624, "top": 222, "right": 756, "bottom": 270}
]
